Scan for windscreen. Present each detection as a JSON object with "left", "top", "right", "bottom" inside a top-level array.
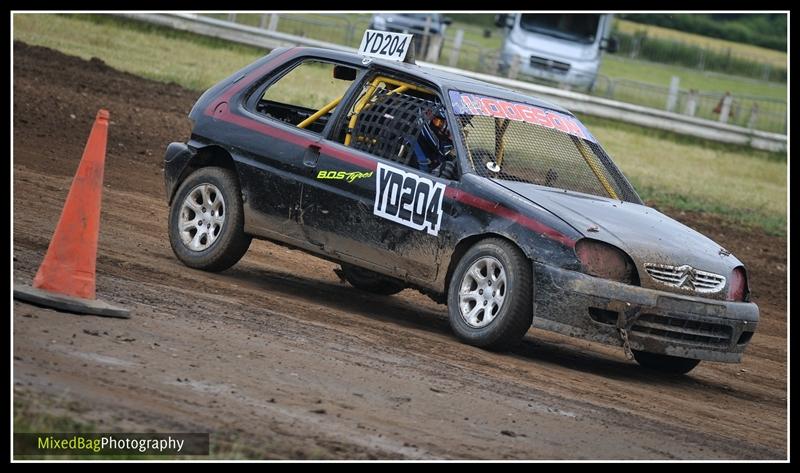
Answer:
[
  {"left": 519, "top": 14, "right": 601, "bottom": 43},
  {"left": 449, "top": 90, "right": 641, "bottom": 203}
]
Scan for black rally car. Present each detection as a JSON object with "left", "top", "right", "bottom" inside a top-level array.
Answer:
[{"left": 163, "top": 45, "right": 758, "bottom": 375}]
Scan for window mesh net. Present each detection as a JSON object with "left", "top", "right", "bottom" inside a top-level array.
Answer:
[
  {"left": 349, "top": 88, "right": 440, "bottom": 167},
  {"left": 455, "top": 115, "right": 641, "bottom": 203}
]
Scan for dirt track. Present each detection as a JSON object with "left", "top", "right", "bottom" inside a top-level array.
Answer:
[{"left": 12, "top": 42, "right": 787, "bottom": 460}]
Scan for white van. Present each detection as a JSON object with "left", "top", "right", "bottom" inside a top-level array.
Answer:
[{"left": 496, "top": 13, "right": 617, "bottom": 90}]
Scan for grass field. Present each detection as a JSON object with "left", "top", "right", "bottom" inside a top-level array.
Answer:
[
  {"left": 12, "top": 13, "right": 786, "bottom": 235},
  {"left": 585, "top": 117, "right": 786, "bottom": 234},
  {"left": 14, "top": 13, "right": 262, "bottom": 91},
  {"left": 597, "top": 56, "right": 787, "bottom": 133},
  {"left": 599, "top": 56, "right": 787, "bottom": 100},
  {"left": 614, "top": 18, "right": 787, "bottom": 68}
]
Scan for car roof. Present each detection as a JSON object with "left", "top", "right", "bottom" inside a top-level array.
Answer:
[{"left": 292, "top": 47, "right": 574, "bottom": 116}]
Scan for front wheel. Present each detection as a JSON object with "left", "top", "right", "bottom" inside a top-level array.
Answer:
[
  {"left": 447, "top": 238, "right": 532, "bottom": 351},
  {"left": 632, "top": 350, "right": 700, "bottom": 375},
  {"left": 168, "top": 166, "right": 252, "bottom": 272}
]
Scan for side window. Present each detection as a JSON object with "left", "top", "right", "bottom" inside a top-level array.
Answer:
[
  {"left": 253, "top": 59, "right": 359, "bottom": 134},
  {"left": 337, "top": 74, "right": 458, "bottom": 180}
]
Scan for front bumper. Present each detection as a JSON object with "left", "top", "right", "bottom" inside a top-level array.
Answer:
[{"left": 532, "top": 263, "right": 759, "bottom": 363}]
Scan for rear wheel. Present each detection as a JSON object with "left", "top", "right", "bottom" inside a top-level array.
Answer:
[
  {"left": 632, "top": 350, "right": 700, "bottom": 375},
  {"left": 339, "top": 263, "right": 405, "bottom": 296},
  {"left": 447, "top": 238, "right": 532, "bottom": 351},
  {"left": 168, "top": 167, "right": 251, "bottom": 272}
]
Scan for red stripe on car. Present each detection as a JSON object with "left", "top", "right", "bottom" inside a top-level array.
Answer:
[{"left": 444, "top": 188, "right": 576, "bottom": 248}]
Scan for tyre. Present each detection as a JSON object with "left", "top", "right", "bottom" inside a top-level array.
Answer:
[
  {"left": 447, "top": 238, "right": 532, "bottom": 351},
  {"left": 632, "top": 350, "right": 700, "bottom": 375},
  {"left": 339, "top": 263, "right": 405, "bottom": 296},
  {"left": 168, "top": 166, "right": 252, "bottom": 272}
]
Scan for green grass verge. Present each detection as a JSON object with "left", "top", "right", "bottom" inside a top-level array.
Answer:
[
  {"left": 630, "top": 183, "right": 787, "bottom": 237},
  {"left": 13, "top": 13, "right": 786, "bottom": 235}
]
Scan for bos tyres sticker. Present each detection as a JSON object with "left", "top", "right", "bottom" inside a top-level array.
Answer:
[
  {"left": 316, "top": 170, "right": 374, "bottom": 183},
  {"left": 374, "top": 163, "right": 445, "bottom": 236}
]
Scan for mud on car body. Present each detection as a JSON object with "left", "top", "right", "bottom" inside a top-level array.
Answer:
[{"left": 163, "top": 43, "right": 758, "bottom": 375}]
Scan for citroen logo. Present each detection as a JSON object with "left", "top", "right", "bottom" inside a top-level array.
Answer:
[
  {"left": 674, "top": 265, "right": 697, "bottom": 290},
  {"left": 644, "top": 263, "right": 725, "bottom": 293}
]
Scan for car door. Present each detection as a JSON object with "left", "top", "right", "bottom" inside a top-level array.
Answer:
[
  {"left": 299, "top": 73, "right": 449, "bottom": 284},
  {"left": 232, "top": 116, "right": 321, "bottom": 245},
  {"left": 234, "top": 57, "right": 360, "bottom": 245}
]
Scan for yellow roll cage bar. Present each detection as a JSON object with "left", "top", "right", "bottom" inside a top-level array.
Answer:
[
  {"left": 570, "top": 135, "right": 618, "bottom": 200},
  {"left": 343, "top": 75, "right": 435, "bottom": 146},
  {"left": 295, "top": 74, "right": 435, "bottom": 147}
]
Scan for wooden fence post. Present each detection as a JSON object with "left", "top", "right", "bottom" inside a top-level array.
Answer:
[
  {"left": 449, "top": 29, "right": 464, "bottom": 67},
  {"left": 666, "top": 76, "right": 680, "bottom": 112},
  {"left": 268, "top": 14, "right": 279, "bottom": 32}
]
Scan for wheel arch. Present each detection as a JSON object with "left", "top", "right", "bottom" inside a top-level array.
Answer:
[
  {"left": 443, "top": 232, "right": 532, "bottom": 297},
  {"left": 169, "top": 145, "right": 239, "bottom": 205}
]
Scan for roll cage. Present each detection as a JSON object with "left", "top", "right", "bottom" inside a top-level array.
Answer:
[{"left": 287, "top": 58, "right": 619, "bottom": 198}]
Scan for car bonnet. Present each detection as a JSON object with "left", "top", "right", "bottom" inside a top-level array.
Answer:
[{"left": 494, "top": 180, "right": 743, "bottom": 278}]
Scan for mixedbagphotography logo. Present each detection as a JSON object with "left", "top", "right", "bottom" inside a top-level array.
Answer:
[{"left": 14, "top": 433, "right": 209, "bottom": 456}]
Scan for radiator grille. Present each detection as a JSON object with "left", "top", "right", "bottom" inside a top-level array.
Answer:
[
  {"left": 530, "top": 56, "right": 570, "bottom": 74},
  {"left": 644, "top": 263, "right": 726, "bottom": 294}
]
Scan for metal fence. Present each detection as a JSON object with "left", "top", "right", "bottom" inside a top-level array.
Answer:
[
  {"left": 590, "top": 78, "right": 787, "bottom": 133},
  {"left": 212, "top": 13, "right": 368, "bottom": 48},
  {"left": 205, "top": 13, "right": 787, "bottom": 135}
]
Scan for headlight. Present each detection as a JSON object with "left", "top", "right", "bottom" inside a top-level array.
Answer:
[
  {"left": 575, "top": 239, "right": 639, "bottom": 285},
  {"left": 727, "top": 266, "right": 749, "bottom": 302},
  {"left": 373, "top": 17, "right": 386, "bottom": 29}
]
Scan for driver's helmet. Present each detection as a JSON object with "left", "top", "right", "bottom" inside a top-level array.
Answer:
[{"left": 418, "top": 105, "right": 454, "bottom": 156}]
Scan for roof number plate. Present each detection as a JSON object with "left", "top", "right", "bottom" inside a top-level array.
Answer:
[{"left": 358, "top": 30, "right": 413, "bottom": 62}]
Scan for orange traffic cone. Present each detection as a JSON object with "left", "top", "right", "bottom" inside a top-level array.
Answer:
[{"left": 14, "top": 110, "right": 129, "bottom": 318}]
